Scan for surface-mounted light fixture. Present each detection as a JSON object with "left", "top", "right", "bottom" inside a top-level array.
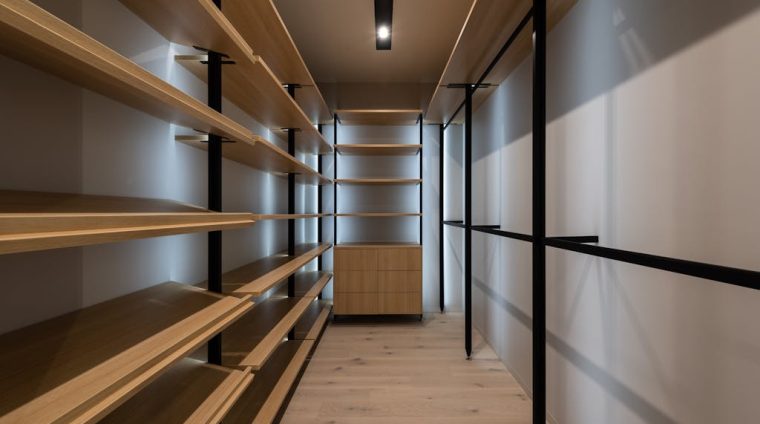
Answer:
[{"left": 375, "top": 0, "right": 393, "bottom": 50}]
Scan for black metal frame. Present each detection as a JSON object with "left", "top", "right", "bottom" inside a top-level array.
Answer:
[
  {"left": 333, "top": 113, "right": 338, "bottom": 244},
  {"left": 419, "top": 114, "right": 423, "bottom": 245},
  {"left": 438, "top": 124, "right": 444, "bottom": 313}
]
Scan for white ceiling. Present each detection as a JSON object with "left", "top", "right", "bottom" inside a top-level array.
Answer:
[{"left": 274, "top": 0, "right": 474, "bottom": 84}]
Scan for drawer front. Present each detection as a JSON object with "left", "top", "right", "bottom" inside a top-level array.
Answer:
[
  {"left": 378, "top": 271, "right": 422, "bottom": 293},
  {"left": 378, "top": 292, "right": 422, "bottom": 314},
  {"left": 377, "top": 247, "right": 422, "bottom": 270},
  {"left": 334, "top": 292, "right": 378, "bottom": 315},
  {"left": 335, "top": 248, "right": 377, "bottom": 270},
  {"left": 334, "top": 271, "right": 377, "bottom": 293},
  {"left": 406, "top": 248, "right": 422, "bottom": 270}
]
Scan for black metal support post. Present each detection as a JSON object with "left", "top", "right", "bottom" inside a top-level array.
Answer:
[
  {"left": 532, "top": 1, "right": 547, "bottom": 422},
  {"left": 419, "top": 114, "right": 424, "bottom": 245},
  {"left": 439, "top": 124, "right": 444, "bottom": 313},
  {"left": 464, "top": 84, "right": 473, "bottom": 359},
  {"left": 286, "top": 84, "right": 297, "bottom": 340},
  {"left": 317, "top": 124, "right": 323, "bottom": 300},
  {"left": 333, "top": 114, "right": 338, "bottom": 244},
  {"left": 206, "top": 0, "right": 223, "bottom": 366}
]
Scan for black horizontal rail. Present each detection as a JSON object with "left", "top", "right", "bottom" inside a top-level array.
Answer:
[
  {"left": 546, "top": 238, "right": 760, "bottom": 291},
  {"left": 443, "top": 8, "right": 534, "bottom": 129},
  {"left": 442, "top": 220, "right": 466, "bottom": 229},
  {"left": 472, "top": 225, "right": 533, "bottom": 242}
]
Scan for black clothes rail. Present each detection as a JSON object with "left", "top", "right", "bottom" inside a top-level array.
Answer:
[{"left": 436, "top": 1, "right": 760, "bottom": 423}]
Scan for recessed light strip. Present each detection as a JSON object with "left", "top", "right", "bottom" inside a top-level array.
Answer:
[{"left": 374, "top": 0, "right": 393, "bottom": 50}]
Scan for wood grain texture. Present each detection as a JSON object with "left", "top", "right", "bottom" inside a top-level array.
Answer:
[
  {"left": 0, "top": 282, "right": 252, "bottom": 423},
  {"left": 0, "top": 190, "right": 255, "bottom": 255},
  {"left": 99, "top": 359, "right": 253, "bottom": 424},
  {"left": 334, "top": 271, "right": 377, "bottom": 293},
  {"left": 120, "top": 0, "right": 330, "bottom": 153},
  {"left": 335, "top": 144, "right": 422, "bottom": 156},
  {"left": 175, "top": 135, "right": 331, "bottom": 186},
  {"left": 426, "top": 0, "right": 578, "bottom": 124},
  {"left": 281, "top": 314, "right": 532, "bottom": 423},
  {"left": 221, "top": 0, "right": 332, "bottom": 123},
  {"left": 335, "top": 109, "right": 422, "bottom": 126},
  {"left": 0, "top": 0, "right": 254, "bottom": 144},
  {"left": 335, "top": 178, "right": 422, "bottom": 186},
  {"left": 224, "top": 340, "right": 314, "bottom": 424}
]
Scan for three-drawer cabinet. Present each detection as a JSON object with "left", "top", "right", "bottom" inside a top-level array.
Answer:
[{"left": 334, "top": 244, "right": 422, "bottom": 315}]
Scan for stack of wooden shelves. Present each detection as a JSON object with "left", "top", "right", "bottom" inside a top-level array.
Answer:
[
  {"left": 0, "top": 0, "right": 334, "bottom": 422},
  {"left": 332, "top": 109, "right": 424, "bottom": 317}
]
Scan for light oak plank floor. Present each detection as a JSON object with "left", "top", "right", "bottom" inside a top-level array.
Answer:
[{"left": 281, "top": 313, "right": 531, "bottom": 423}]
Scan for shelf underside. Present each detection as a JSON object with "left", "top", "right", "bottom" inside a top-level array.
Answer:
[
  {"left": 222, "top": 272, "right": 330, "bottom": 369},
  {"left": 0, "top": 282, "right": 251, "bottom": 423},
  {"left": 0, "top": 190, "right": 255, "bottom": 255},
  {"left": 427, "top": 0, "right": 577, "bottom": 124},
  {"left": 119, "top": 0, "right": 330, "bottom": 154},
  {"left": 335, "top": 144, "right": 422, "bottom": 156},
  {"left": 336, "top": 242, "right": 422, "bottom": 248},
  {"left": 100, "top": 358, "right": 253, "bottom": 424},
  {"left": 335, "top": 109, "right": 423, "bottom": 126}
]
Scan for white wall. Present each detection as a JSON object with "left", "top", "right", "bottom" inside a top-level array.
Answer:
[
  {"left": 0, "top": 1, "right": 319, "bottom": 333},
  {"left": 459, "top": 0, "right": 760, "bottom": 422}
]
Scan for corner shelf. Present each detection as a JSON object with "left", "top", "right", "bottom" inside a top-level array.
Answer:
[
  {"left": 220, "top": 0, "right": 332, "bottom": 124},
  {"left": 120, "top": 0, "right": 331, "bottom": 154},
  {"left": 335, "top": 178, "right": 422, "bottom": 186},
  {"left": 0, "top": 282, "right": 252, "bottom": 423},
  {"left": 0, "top": 190, "right": 255, "bottom": 255},
  {"left": 221, "top": 272, "right": 331, "bottom": 370},
  {"left": 426, "top": 0, "right": 578, "bottom": 124},
  {"left": 335, "top": 144, "right": 422, "bottom": 156},
  {"left": 99, "top": 358, "right": 253, "bottom": 424},
  {"left": 202, "top": 243, "right": 331, "bottom": 296},
  {"left": 335, "top": 109, "right": 423, "bottom": 126}
]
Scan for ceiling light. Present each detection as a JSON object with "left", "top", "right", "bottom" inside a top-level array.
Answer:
[{"left": 374, "top": 0, "right": 393, "bottom": 50}]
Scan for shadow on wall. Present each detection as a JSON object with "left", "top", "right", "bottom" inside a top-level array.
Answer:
[{"left": 469, "top": 0, "right": 760, "bottom": 162}]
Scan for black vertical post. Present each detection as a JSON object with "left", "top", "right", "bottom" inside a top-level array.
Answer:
[
  {"left": 439, "top": 123, "right": 444, "bottom": 313},
  {"left": 207, "top": 0, "right": 223, "bottom": 366},
  {"left": 317, "top": 124, "right": 323, "bottom": 300},
  {"left": 419, "top": 114, "right": 423, "bottom": 245},
  {"left": 333, "top": 114, "right": 338, "bottom": 245},
  {"left": 532, "top": 1, "right": 547, "bottom": 422},
  {"left": 287, "top": 84, "right": 296, "bottom": 340},
  {"left": 464, "top": 85, "right": 473, "bottom": 359}
]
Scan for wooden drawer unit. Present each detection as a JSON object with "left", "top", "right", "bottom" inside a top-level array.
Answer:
[{"left": 334, "top": 244, "right": 422, "bottom": 316}]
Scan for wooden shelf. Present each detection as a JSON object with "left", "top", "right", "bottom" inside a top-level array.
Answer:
[
  {"left": 293, "top": 301, "right": 332, "bottom": 341},
  {"left": 222, "top": 273, "right": 330, "bottom": 370},
  {"left": 120, "top": 0, "right": 331, "bottom": 154},
  {"left": 253, "top": 213, "right": 331, "bottom": 220},
  {"left": 175, "top": 135, "right": 331, "bottom": 186},
  {"left": 335, "top": 212, "right": 422, "bottom": 218},
  {"left": 0, "top": 282, "right": 252, "bottom": 423},
  {"left": 0, "top": 190, "right": 255, "bottom": 255},
  {"left": 100, "top": 358, "right": 253, "bottom": 424},
  {"left": 335, "top": 178, "right": 422, "bottom": 186},
  {"left": 225, "top": 340, "right": 314, "bottom": 424},
  {"left": 336, "top": 242, "right": 422, "bottom": 248},
  {"left": 336, "top": 109, "right": 423, "bottom": 126},
  {"left": 335, "top": 144, "right": 422, "bottom": 156},
  {"left": 219, "top": 0, "right": 332, "bottom": 124},
  {"left": 427, "top": 0, "right": 577, "bottom": 124},
  {"left": 0, "top": 0, "right": 257, "bottom": 147},
  {"left": 209, "top": 243, "right": 331, "bottom": 296}
]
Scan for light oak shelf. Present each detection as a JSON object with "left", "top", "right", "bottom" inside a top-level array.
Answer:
[
  {"left": 293, "top": 301, "right": 332, "bottom": 341},
  {"left": 175, "top": 134, "right": 330, "bottom": 186},
  {"left": 100, "top": 358, "right": 253, "bottom": 424},
  {"left": 335, "top": 178, "right": 422, "bottom": 186},
  {"left": 335, "top": 212, "right": 422, "bottom": 218},
  {"left": 427, "top": 0, "right": 577, "bottom": 124},
  {"left": 0, "top": 0, "right": 253, "bottom": 146},
  {"left": 335, "top": 109, "right": 423, "bottom": 126},
  {"left": 335, "top": 144, "right": 422, "bottom": 156},
  {"left": 253, "top": 213, "right": 332, "bottom": 220},
  {"left": 120, "top": 0, "right": 331, "bottom": 154},
  {"left": 222, "top": 272, "right": 331, "bottom": 370},
  {"left": 0, "top": 282, "right": 252, "bottom": 423},
  {"left": 200, "top": 243, "right": 331, "bottom": 296},
  {"left": 0, "top": 190, "right": 255, "bottom": 255},
  {"left": 225, "top": 340, "right": 314, "bottom": 424},
  {"left": 221, "top": 0, "right": 332, "bottom": 124}
]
